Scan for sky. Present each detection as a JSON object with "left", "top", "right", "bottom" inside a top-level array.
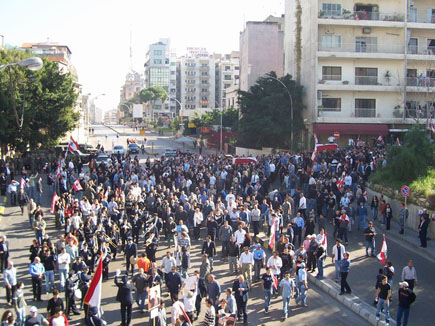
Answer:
[{"left": 0, "top": 0, "right": 284, "bottom": 111}]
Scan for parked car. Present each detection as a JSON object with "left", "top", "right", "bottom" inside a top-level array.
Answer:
[
  {"left": 95, "top": 153, "right": 110, "bottom": 165},
  {"left": 113, "top": 145, "right": 125, "bottom": 155},
  {"left": 165, "top": 149, "right": 177, "bottom": 158},
  {"left": 128, "top": 143, "right": 140, "bottom": 154}
]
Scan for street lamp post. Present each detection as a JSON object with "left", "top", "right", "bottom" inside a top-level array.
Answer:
[
  {"left": 215, "top": 101, "right": 224, "bottom": 152},
  {"left": 266, "top": 74, "right": 294, "bottom": 149},
  {"left": 0, "top": 57, "right": 43, "bottom": 129}
]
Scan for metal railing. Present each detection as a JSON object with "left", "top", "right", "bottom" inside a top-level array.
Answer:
[
  {"left": 319, "top": 42, "right": 404, "bottom": 54},
  {"left": 406, "top": 77, "right": 435, "bottom": 87},
  {"left": 407, "top": 45, "right": 435, "bottom": 55},
  {"left": 318, "top": 10, "right": 404, "bottom": 22},
  {"left": 355, "top": 76, "right": 378, "bottom": 85},
  {"left": 320, "top": 74, "right": 342, "bottom": 81},
  {"left": 408, "top": 14, "right": 435, "bottom": 24},
  {"left": 355, "top": 108, "right": 376, "bottom": 117}
]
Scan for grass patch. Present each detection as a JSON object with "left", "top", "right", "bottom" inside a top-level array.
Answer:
[{"left": 410, "top": 168, "right": 435, "bottom": 197}]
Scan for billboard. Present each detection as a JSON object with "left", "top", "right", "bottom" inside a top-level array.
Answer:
[{"left": 133, "top": 104, "right": 143, "bottom": 118}]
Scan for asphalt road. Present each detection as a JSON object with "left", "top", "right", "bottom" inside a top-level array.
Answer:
[{"left": 0, "top": 125, "right": 368, "bottom": 325}]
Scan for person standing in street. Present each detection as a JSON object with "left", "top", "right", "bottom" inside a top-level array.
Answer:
[
  {"left": 253, "top": 244, "right": 266, "bottom": 282},
  {"left": 339, "top": 252, "right": 351, "bottom": 295},
  {"left": 201, "top": 236, "right": 216, "bottom": 271},
  {"left": 418, "top": 215, "right": 429, "bottom": 248},
  {"left": 0, "top": 235, "right": 9, "bottom": 273},
  {"left": 124, "top": 237, "right": 137, "bottom": 276},
  {"left": 132, "top": 268, "right": 148, "bottom": 313},
  {"left": 115, "top": 271, "right": 136, "bottom": 326},
  {"left": 401, "top": 260, "right": 417, "bottom": 290},
  {"left": 218, "top": 220, "right": 233, "bottom": 259},
  {"left": 363, "top": 221, "right": 376, "bottom": 257},
  {"left": 399, "top": 202, "right": 409, "bottom": 234},
  {"left": 7, "top": 180, "right": 19, "bottom": 206},
  {"left": 261, "top": 267, "right": 273, "bottom": 314},
  {"left": 356, "top": 201, "right": 368, "bottom": 231},
  {"left": 397, "top": 281, "right": 416, "bottom": 326},
  {"left": 4, "top": 261, "right": 17, "bottom": 306},
  {"left": 295, "top": 262, "right": 308, "bottom": 307},
  {"left": 266, "top": 251, "right": 282, "bottom": 296},
  {"left": 65, "top": 271, "right": 80, "bottom": 320},
  {"left": 331, "top": 239, "right": 345, "bottom": 282},
  {"left": 18, "top": 189, "right": 29, "bottom": 215},
  {"left": 279, "top": 270, "right": 295, "bottom": 320},
  {"left": 238, "top": 246, "right": 254, "bottom": 286},
  {"left": 232, "top": 275, "right": 249, "bottom": 325},
  {"left": 29, "top": 257, "right": 45, "bottom": 302},
  {"left": 375, "top": 275, "right": 391, "bottom": 326},
  {"left": 167, "top": 266, "right": 182, "bottom": 303},
  {"left": 227, "top": 237, "right": 239, "bottom": 275}
]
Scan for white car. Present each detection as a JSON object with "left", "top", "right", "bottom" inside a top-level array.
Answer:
[
  {"left": 113, "top": 145, "right": 125, "bottom": 155},
  {"left": 95, "top": 154, "right": 110, "bottom": 165}
]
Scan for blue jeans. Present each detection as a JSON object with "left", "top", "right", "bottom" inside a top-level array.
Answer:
[
  {"left": 36, "top": 231, "right": 44, "bottom": 246},
  {"left": 334, "top": 260, "right": 341, "bottom": 280},
  {"left": 371, "top": 207, "right": 378, "bottom": 221},
  {"left": 209, "top": 257, "right": 214, "bottom": 270},
  {"left": 264, "top": 288, "right": 272, "bottom": 311},
  {"left": 365, "top": 241, "right": 375, "bottom": 256},
  {"left": 28, "top": 214, "right": 35, "bottom": 229},
  {"left": 59, "top": 269, "right": 68, "bottom": 291},
  {"left": 45, "top": 270, "right": 55, "bottom": 293},
  {"left": 282, "top": 296, "right": 291, "bottom": 317},
  {"left": 37, "top": 192, "right": 42, "bottom": 205},
  {"left": 16, "top": 307, "right": 26, "bottom": 326},
  {"left": 181, "top": 267, "right": 188, "bottom": 279},
  {"left": 295, "top": 284, "right": 307, "bottom": 306},
  {"left": 382, "top": 214, "right": 387, "bottom": 225},
  {"left": 376, "top": 298, "right": 390, "bottom": 323},
  {"left": 135, "top": 291, "right": 147, "bottom": 311},
  {"left": 397, "top": 306, "right": 410, "bottom": 326},
  {"left": 357, "top": 215, "right": 367, "bottom": 230},
  {"left": 316, "top": 258, "right": 324, "bottom": 279},
  {"left": 59, "top": 210, "right": 65, "bottom": 225}
]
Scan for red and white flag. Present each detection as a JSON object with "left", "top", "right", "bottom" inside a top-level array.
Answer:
[
  {"left": 68, "top": 136, "right": 80, "bottom": 153},
  {"left": 84, "top": 251, "right": 103, "bottom": 309},
  {"left": 322, "top": 231, "right": 328, "bottom": 250},
  {"left": 336, "top": 177, "right": 345, "bottom": 191},
  {"left": 377, "top": 235, "right": 388, "bottom": 264},
  {"left": 20, "top": 177, "right": 27, "bottom": 189},
  {"left": 429, "top": 114, "right": 435, "bottom": 134},
  {"left": 272, "top": 273, "right": 279, "bottom": 289},
  {"left": 72, "top": 178, "right": 83, "bottom": 191},
  {"left": 50, "top": 193, "right": 60, "bottom": 214},
  {"left": 269, "top": 219, "right": 277, "bottom": 250},
  {"left": 179, "top": 304, "right": 192, "bottom": 324}
]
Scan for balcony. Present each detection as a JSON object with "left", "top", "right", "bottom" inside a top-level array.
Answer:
[
  {"left": 318, "top": 42, "right": 405, "bottom": 59},
  {"left": 407, "top": 46, "right": 435, "bottom": 60},
  {"left": 406, "top": 77, "right": 435, "bottom": 88},
  {"left": 355, "top": 108, "right": 376, "bottom": 118},
  {"left": 355, "top": 76, "right": 378, "bottom": 85},
  {"left": 319, "top": 10, "right": 404, "bottom": 22},
  {"left": 408, "top": 12, "right": 435, "bottom": 28},
  {"left": 318, "top": 75, "right": 402, "bottom": 92}
]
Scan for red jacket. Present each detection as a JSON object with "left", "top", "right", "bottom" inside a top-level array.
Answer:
[{"left": 49, "top": 314, "right": 69, "bottom": 326}]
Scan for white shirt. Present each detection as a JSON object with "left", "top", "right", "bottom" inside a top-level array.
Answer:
[
  {"left": 299, "top": 196, "right": 307, "bottom": 209},
  {"left": 234, "top": 229, "right": 246, "bottom": 244},
  {"left": 171, "top": 300, "right": 184, "bottom": 326},
  {"left": 51, "top": 315, "right": 66, "bottom": 326},
  {"left": 225, "top": 193, "right": 235, "bottom": 204},
  {"left": 209, "top": 175, "right": 216, "bottom": 186},
  {"left": 344, "top": 175, "right": 352, "bottom": 186},
  {"left": 401, "top": 266, "right": 417, "bottom": 281},
  {"left": 269, "top": 163, "right": 276, "bottom": 173},
  {"left": 57, "top": 252, "right": 71, "bottom": 270},
  {"left": 267, "top": 256, "right": 283, "bottom": 275},
  {"left": 238, "top": 251, "right": 254, "bottom": 265},
  {"left": 332, "top": 244, "right": 346, "bottom": 260},
  {"left": 193, "top": 212, "right": 203, "bottom": 226}
]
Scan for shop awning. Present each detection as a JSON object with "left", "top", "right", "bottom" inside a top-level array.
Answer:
[{"left": 313, "top": 123, "right": 389, "bottom": 136}]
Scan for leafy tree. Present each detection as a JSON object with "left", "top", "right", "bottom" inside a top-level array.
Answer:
[
  {"left": 0, "top": 49, "right": 78, "bottom": 153},
  {"left": 190, "top": 107, "right": 239, "bottom": 132},
  {"left": 238, "top": 72, "right": 304, "bottom": 148}
]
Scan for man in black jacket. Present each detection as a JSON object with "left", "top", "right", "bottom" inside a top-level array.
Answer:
[
  {"left": 232, "top": 275, "right": 250, "bottom": 324},
  {"left": 397, "top": 281, "right": 416, "bottom": 326},
  {"left": 201, "top": 236, "right": 217, "bottom": 271},
  {"left": 228, "top": 237, "right": 240, "bottom": 275},
  {"left": 65, "top": 272, "right": 80, "bottom": 320},
  {"left": 124, "top": 237, "right": 137, "bottom": 275},
  {"left": 115, "top": 272, "right": 136, "bottom": 326},
  {"left": 0, "top": 235, "right": 9, "bottom": 272},
  {"left": 418, "top": 214, "right": 429, "bottom": 248}
]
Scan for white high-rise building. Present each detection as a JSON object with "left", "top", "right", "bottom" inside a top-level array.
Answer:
[
  {"left": 284, "top": 0, "right": 435, "bottom": 146},
  {"left": 215, "top": 51, "right": 240, "bottom": 108},
  {"left": 179, "top": 48, "right": 216, "bottom": 119},
  {"left": 144, "top": 38, "right": 177, "bottom": 119}
]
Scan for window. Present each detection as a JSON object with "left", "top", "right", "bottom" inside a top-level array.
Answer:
[
  {"left": 408, "top": 38, "right": 418, "bottom": 54},
  {"left": 407, "top": 69, "right": 417, "bottom": 86},
  {"left": 355, "top": 99, "right": 376, "bottom": 117},
  {"left": 154, "top": 50, "right": 162, "bottom": 55},
  {"left": 201, "top": 80, "right": 208, "bottom": 84},
  {"left": 202, "top": 96, "right": 208, "bottom": 100},
  {"left": 321, "top": 35, "right": 341, "bottom": 49},
  {"left": 322, "top": 3, "right": 341, "bottom": 16},
  {"left": 201, "top": 72, "right": 208, "bottom": 76},
  {"left": 224, "top": 74, "right": 232, "bottom": 80},
  {"left": 355, "top": 67, "right": 378, "bottom": 85},
  {"left": 322, "top": 98, "right": 341, "bottom": 111},
  {"left": 322, "top": 66, "right": 342, "bottom": 80},
  {"left": 355, "top": 37, "right": 377, "bottom": 53},
  {"left": 225, "top": 66, "right": 231, "bottom": 71},
  {"left": 430, "top": 9, "right": 435, "bottom": 23},
  {"left": 409, "top": 7, "right": 417, "bottom": 22},
  {"left": 154, "top": 59, "right": 162, "bottom": 64}
]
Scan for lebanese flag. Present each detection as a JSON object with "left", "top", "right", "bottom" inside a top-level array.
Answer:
[
  {"left": 322, "top": 231, "right": 328, "bottom": 250},
  {"left": 272, "top": 273, "right": 279, "bottom": 289},
  {"left": 50, "top": 193, "right": 60, "bottom": 214},
  {"left": 269, "top": 219, "right": 277, "bottom": 250},
  {"left": 68, "top": 136, "right": 80, "bottom": 153},
  {"left": 377, "top": 235, "right": 387, "bottom": 264},
  {"left": 73, "top": 178, "right": 83, "bottom": 191},
  {"left": 179, "top": 304, "right": 191, "bottom": 324},
  {"left": 429, "top": 114, "right": 435, "bottom": 134},
  {"left": 84, "top": 251, "right": 103, "bottom": 309},
  {"left": 336, "top": 177, "right": 345, "bottom": 191},
  {"left": 20, "top": 177, "right": 27, "bottom": 189}
]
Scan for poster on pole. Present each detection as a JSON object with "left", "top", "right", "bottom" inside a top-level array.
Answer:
[{"left": 133, "top": 104, "right": 143, "bottom": 119}]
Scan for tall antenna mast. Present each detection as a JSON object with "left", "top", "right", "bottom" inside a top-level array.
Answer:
[{"left": 129, "top": 29, "right": 133, "bottom": 71}]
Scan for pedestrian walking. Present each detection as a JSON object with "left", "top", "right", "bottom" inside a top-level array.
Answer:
[
  {"left": 29, "top": 257, "right": 45, "bottom": 302},
  {"left": 201, "top": 236, "right": 216, "bottom": 271},
  {"left": 253, "top": 244, "right": 266, "bottom": 282},
  {"left": 4, "top": 261, "right": 17, "bottom": 305},
  {"left": 261, "top": 267, "right": 273, "bottom": 313},
  {"left": 401, "top": 260, "right": 417, "bottom": 290},
  {"left": 238, "top": 246, "right": 254, "bottom": 286},
  {"left": 363, "top": 221, "right": 376, "bottom": 257},
  {"left": 385, "top": 203, "right": 393, "bottom": 230},
  {"left": 418, "top": 215, "right": 429, "bottom": 248},
  {"left": 399, "top": 202, "right": 409, "bottom": 234},
  {"left": 279, "top": 270, "right": 295, "bottom": 320},
  {"left": 295, "top": 262, "right": 308, "bottom": 307},
  {"left": 132, "top": 268, "right": 148, "bottom": 313},
  {"left": 227, "top": 238, "right": 239, "bottom": 275},
  {"left": 232, "top": 275, "right": 249, "bottom": 325},
  {"left": 339, "top": 252, "right": 352, "bottom": 295},
  {"left": 397, "top": 281, "right": 416, "bottom": 326},
  {"left": 331, "top": 239, "right": 345, "bottom": 282},
  {"left": 0, "top": 236, "right": 9, "bottom": 273},
  {"left": 13, "top": 281, "right": 26, "bottom": 326},
  {"left": 375, "top": 275, "right": 391, "bottom": 325},
  {"left": 114, "top": 272, "right": 136, "bottom": 326},
  {"left": 65, "top": 271, "right": 80, "bottom": 319},
  {"left": 266, "top": 251, "right": 282, "bottom": 296}
]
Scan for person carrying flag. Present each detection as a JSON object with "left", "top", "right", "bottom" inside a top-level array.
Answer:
[
  {"left": 261, "top": 267, "right": 273, "bottom": 314},
  {"left": 279, "top": 270, "right": 295, "bottom": 320}
]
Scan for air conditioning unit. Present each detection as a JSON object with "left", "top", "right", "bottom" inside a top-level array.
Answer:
[
  {"left": 363, "top": 27, "right": 371, "bottom": 34},
  {"left": 325, "top": 28, "right": 335, "bottom": 34},
  {"left": 317, "top": 91, "right": 323, "bottom": 99}
]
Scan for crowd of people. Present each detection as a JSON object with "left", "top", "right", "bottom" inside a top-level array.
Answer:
[{"left": 0, "top": 139, "right": 425, "bottom": 326}]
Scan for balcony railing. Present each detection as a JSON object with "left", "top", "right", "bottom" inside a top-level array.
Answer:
[
  {"left": 406, "top": 77, "right": 435, "bottom": 87},
  {"left": 319, "top": 42, "right": 404, "bottom": 54},
  {"left": 355, "top": 76, "right": 378, "bottom": 85},
  {"left": 407, "top": 46, "right": 435, "bottom": 55},
  {"left": 318, "top": 10, "right": 404, "bottom": 22},
  {"left": 405, "top": 107, "right": 430, "bottom": 119},
  {"left": 355, "top": 108, "right": 376, "bottom": 117},
  {"left": 320, "top": 75, "right": 342, "bottom": 81},
  {"left": 408, "top": 14, "right": 435, "bottom": 24}
]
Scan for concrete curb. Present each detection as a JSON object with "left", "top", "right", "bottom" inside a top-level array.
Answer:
[
  {"left": 102, "top": 124, "right": 127, "bottom": 136},
  {"left": 308, "top": 273, "right": 397, "bottom": 326}
]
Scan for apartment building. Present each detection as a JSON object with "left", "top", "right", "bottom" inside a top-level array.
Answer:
[
  {"left": 239, "top": 15, "right": 285, "bottom": 92},
  {"left": 215, "top": 51, "right": 240, "bottom": 108},
  {"left": 144, "top": 38, "right": 177, "bottom": 119},
  {"left": 179, "top": 48, "right": 216, "bottom": 119},
  {"left": 284, "top": 0, "right": 435, "bottom": 145}
]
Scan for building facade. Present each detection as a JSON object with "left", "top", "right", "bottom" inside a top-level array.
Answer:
[
  {"left": 179, "top": 48, "right": 216, "bottom": 119},
  {"left": 239, "top": 16, "right": 285, "bottom": 92},
  {"left": 144, "top": 38, "right": 177, "bottom": 119},
  {"left": 284, "top": 0, "right": 435, "bottom": 146},
  {"left": 215, "top": 51, "right": 240, "bottom": 108}
]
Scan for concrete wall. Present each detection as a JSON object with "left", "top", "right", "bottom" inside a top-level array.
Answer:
[{"left": 367, "top": 188, "right": 435, "bottom": 238}]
